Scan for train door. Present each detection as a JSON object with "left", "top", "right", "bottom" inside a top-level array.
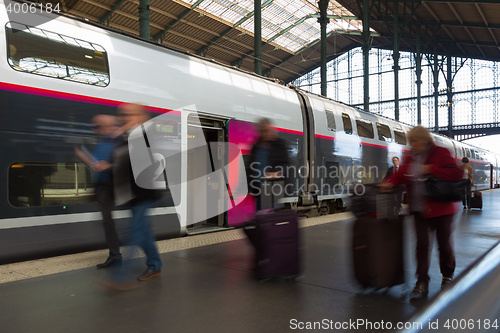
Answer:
[
  {"left": 186, "top": 115, "right": 227, "bottom": 233},
  {"left": 490, "top": 164, "right": 494, "bottom": 189}
]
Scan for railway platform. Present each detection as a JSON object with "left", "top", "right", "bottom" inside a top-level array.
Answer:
[{"left": 1, "top": 190, "right": 499, "bottom": 333}]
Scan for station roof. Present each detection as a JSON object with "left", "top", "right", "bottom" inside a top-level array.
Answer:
[{"left": 61, "top": 0, "right": 500, "bottom": 83}]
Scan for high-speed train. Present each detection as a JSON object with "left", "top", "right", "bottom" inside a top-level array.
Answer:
[{"left": 1, "top": 0, "right": 499, "bottom": 263}]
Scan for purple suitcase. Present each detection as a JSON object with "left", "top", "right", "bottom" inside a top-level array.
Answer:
[{"left": 254, "top": 209, "right": 300, "bottom": 279}]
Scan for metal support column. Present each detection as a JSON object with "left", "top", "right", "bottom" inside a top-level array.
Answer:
[
  {"left": 393, "top": 0, "right": 400, "bottom": 121},
  {"left": 447, "top": 55, "right": 453, "bottom": 138},
  {"left": 362, "top": 0, "right": 370, "bottom": 111},
  {"left": 433, "top": 44, "right": 439, "bottom": 133},
  {"left": 348, "top": 50, "right": 352, "bottom": 105},
  {"left": 254, "top": 0, "right": 262, "bottom": 75},
  {"left": 318, "top": 0, "right": 329, "bottom": 97},
  {"left": 139, "top": 0, "right": 150, "bottom": 39},
  {"left": 416, "top": 21, "right": 422, "bottom": 125}
]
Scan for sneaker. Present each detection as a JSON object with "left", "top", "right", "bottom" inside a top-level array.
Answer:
[
  {"left": 441, "top": 276, "right": 453, "bottom": 290},
  {"left": 410, "top": 282, "right": 429, "bottom": 301},
  {"left": 463, "top": 206, "right": 467, "bottom": 211}
]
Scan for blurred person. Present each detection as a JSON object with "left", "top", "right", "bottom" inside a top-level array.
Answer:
[
  {"left": 97, "top": 104, "right": 162, "bottom": 290},
  {"left": 247, "top": 117, "right": 290, "bottom": 211},
  {"left": 383, "top": 156, "right": 403, "bottom": 209},
  {"left": 459, "top": 157, "right": 474, "bottom": 210},
  {"left": 383, "top": 156, "right": 400, "bottom": 181},
  {"left": 87, "top": 115, "right": 122, "bottom": 268},
  {"left": 244, "top": 118, "right": 298, "bottom": 280},
  {"left": 379, "top": 126, "right": 462, "bottom": 301}
]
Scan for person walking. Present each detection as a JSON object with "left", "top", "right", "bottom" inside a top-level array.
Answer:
[
  {"left": 380, "top": 126, "right": 462, "bottom": 301},
  {"left": 459, "top": 157, "right": 474, "bottom": 210},
  {"left": 90, "top": 115, "right": 122, "bottom": 268},
  {"left": 97, "top": 104, "right": 162, "bottom": 290},
  {"left": 247, "top": 118, "right": 290, "bottom": 211}
]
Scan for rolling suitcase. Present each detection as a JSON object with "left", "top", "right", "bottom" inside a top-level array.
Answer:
[
  {"left": 470, "top": 186, "right": 482, "bottom": 209},
  {"left": 351, "top": 186, "right": 404, "bottom": 289},
  {"left": 254, "top": 209, "right": 300, "bottom": 279},
  {"left": 352, "top": 214, "right": 405, "bottom": 289},
  {"left": 243, "top": 179, "right": 300, "bottom": 279}
]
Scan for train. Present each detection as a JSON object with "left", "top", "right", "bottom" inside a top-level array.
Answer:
[{"left": 1, "top": 0, "right": 499, "bottom": 263}]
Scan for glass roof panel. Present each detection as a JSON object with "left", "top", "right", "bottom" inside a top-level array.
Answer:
[{"left": 176, "top": 0, "right": 368, "bottom": 53}]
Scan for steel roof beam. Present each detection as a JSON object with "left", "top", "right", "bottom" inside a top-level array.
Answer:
[
  {"left": 422, "top": 20, "right": 500, "bottom": 30},
  {"left": 475, "top": 4, "right": 498, "bottom": 45},
  {"left": 282, "top": 29, "right": 500, "bottom": 83},
  {"left": 196, "top": 0, "right": 274, "bottom": 56},
  {"left": 125, "top": 0, "right": 219, "bottom": 36},
  {"left": 152, "top": 0, "right": 205, "bottom": 43},
  {"left": 264, "top": 30, "right": 377, "bottom": 79},
  {"left": 398, "top": 0, "right": 500, "bottom": 3},
  {"left": 98, "top": 0, "right": 127, "bottom": 26},
  {"left": 393, "top": 33, "right": 500, "bottom": 48},
  {"left": 71, "top": 8, "right": 200, "bottom": 53},
  {"left": 448, "top": 2, "right": 481, "bottom": 56},
  {"left": 421, "top": 2, "right": 457, "bottom": 42},
  {"left": 229, "top": 14, "right": 362, "bottom": 67},
  {"left": 282, "top": 43, "right": 361, "bottom": 84}
]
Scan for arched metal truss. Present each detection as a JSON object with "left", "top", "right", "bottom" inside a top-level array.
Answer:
[{"left": 292, "top": 46, "right": 500, "bottom": 139}]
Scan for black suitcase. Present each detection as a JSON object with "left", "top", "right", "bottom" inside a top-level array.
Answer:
[
  {"left": 352, "top": 214, "right": 405, "bottom": 289},
  {"left": 351, "top": 184, "right": 401, "bottom": 219},
  {"left": 470, "top": 186, "right": 482, "bottom": 209}
]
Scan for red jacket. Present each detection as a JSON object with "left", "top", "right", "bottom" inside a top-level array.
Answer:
[{"left": 386, "top": 143, "right": 463, "bottom": 219}]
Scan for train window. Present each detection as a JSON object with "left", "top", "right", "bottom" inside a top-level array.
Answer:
[
  {"left": 6, "top": 22, "right": 110, "bottom": 87},
  {"left": 342, "top": 113, "right": 353, "bottom": 135},
  {"left": 394, "top": 129, "right": 407, "bottom": 145},
  {"left": 325, "top": 110, "right": 336, "bottom": 131},
  {"left": 462, "top": 148, "right": 466, "bottom": 157},
  {"left": 9, "top": 162, "right": 96, "bottom": 207},
  {"left": 465, "top": 148, "right": 471, "bottom": 158},
  {"left": 356, "top": 119, "right": 374, "bottom": 139},
  {"left": 376, "top": 123, "right": 392, "bottom": 142}
]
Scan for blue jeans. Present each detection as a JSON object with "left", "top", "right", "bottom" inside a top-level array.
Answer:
[{"left": 110, "top": 199, "right": 162, "bottom": 281}]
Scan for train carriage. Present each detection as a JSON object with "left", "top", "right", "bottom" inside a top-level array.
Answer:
[{"left": 0, "top": 0, "right": 499, "bottom": 263}]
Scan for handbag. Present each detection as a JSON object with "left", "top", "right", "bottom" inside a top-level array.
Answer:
[{"left": 423, "top": 175, "right": 462, "bottom": 202}]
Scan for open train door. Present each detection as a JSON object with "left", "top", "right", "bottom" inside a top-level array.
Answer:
[{"left": 185, "top": 113, "right": 228, "bottom": 234}]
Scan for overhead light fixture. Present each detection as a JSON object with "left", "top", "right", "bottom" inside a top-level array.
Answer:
[{"left": 85, "top": 55, "right": 92, "bottom": 59}]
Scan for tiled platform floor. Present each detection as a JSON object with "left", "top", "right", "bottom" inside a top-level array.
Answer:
[{"left": 1, "top": 190, "right": 499, "bottom": 333}]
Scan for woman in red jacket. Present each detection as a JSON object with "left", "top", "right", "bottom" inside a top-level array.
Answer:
[{"left": 380, "top": 126, "right": 462, "bottom": 300}]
